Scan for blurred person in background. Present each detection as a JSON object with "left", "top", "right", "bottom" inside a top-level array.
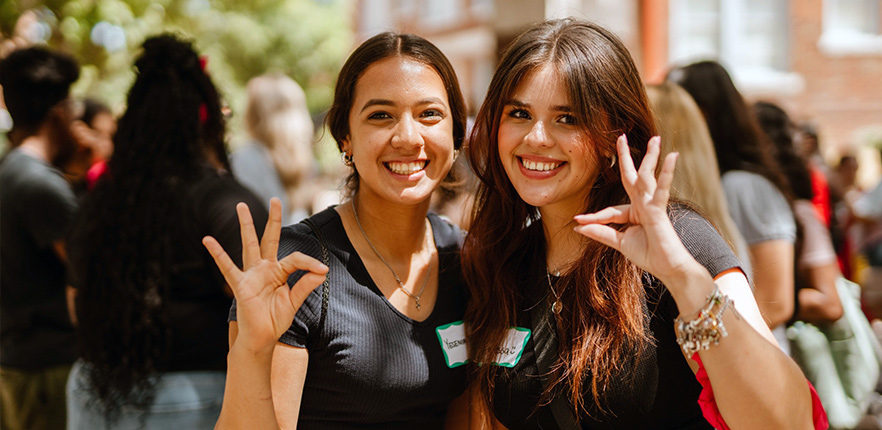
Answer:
[
  {"left": 231, "top": 73, "right": 315, "bottom": 225},
  {"left": 646, "top": 81, "right": 751, "bottom": 275},
  {"left": 65, "top": 34, "right": 267, "bottom": 429},
  {"left": 0, "top": 45, "right": 80, "bottom": 430},
  {"left": 71, "top": 98, "right": 116, "bottom": 191},
  {"left": 670, "top": 60, "right": 798, "bottom": 353},
  {"left": 753, "top": 101, "right": 843, "bottom": 324}
]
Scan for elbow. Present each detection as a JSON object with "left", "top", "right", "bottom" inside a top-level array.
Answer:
[{"left": 763, "top": 300, "right": 795, "bottom": 329}]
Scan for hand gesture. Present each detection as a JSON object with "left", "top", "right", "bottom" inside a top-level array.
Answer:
[
  {"left": 202, "top": 198, "right": 328, "bottom": 353},
  {"left": 574, "top": 135, "right": 698, "bottom": 286}
]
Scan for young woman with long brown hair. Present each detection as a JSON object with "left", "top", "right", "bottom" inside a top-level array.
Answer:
[{"left": 462, "top": 19, "right": 825, "bottom": 429}]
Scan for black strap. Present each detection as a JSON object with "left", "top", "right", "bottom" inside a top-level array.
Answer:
[
  {"left": 302, "top": 218, "right": 330, "bottom": 329},
  {"left": 530, "top": 296, "right": 581, "bottom": 429}
]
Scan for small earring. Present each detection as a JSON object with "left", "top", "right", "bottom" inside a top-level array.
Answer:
[
  {"left": 342, "top": 152, "right": 354, "bottom": 167},
  {"left": 453, "top": 149, "right": 460, "bottom": 161},
  {"left": 609, "top": 154, "right": 616, "bottom": 168}
]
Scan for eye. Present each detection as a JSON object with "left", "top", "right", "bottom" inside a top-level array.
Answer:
[
  {"left": 558, "top": 114, "right": 577, "bottom": 125},
  {"left": 367, "top": 111, "right": 392, "bottom": 120},
  {"left": 420, "top": 109, "right": 444, "bottom": 123},
  {"left": 506, "top": 108, "right": 531, "bottom": 120}
]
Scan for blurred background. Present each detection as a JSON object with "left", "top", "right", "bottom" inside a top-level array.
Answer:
[{"left": 2, "top": 0, "right": 881, "bottom": 183}]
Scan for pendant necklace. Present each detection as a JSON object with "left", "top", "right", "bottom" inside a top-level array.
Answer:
[
  {"left": 545, "top": 268, "right": 563, "bottom": 314},
  {"left": 352, "top": 197, "right": 431, "bottom": 310}
]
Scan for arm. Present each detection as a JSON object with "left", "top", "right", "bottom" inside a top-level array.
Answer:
[
  {"left": 204, "top": 199, "right": 327, "bottom": 430},
  {"left": 748, "top": 240, "right": 796, "bottom": 329},
  {"left": 797, "top": 261, "right": 844, "bottom": 323},
  {"left": 575, "top": 135, "right": 815, "bottom": 430},
  {"left": 271, "top": 344, "right": 309, "bottom": 428}
]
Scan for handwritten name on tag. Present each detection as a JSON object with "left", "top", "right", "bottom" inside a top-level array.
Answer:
[{"left": 436, "top": 321, "right": 468, "bottom": 368}]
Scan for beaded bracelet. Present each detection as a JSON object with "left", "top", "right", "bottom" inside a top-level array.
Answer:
[{"left": 674, "top": 283, "right": 734, "bottom": 357}]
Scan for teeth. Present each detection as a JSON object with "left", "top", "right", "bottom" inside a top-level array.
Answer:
[
  {"left": 522, "top": 159, "right": 561, "bottom": 171},
  {"left": 387, "top": 161, "right": 426, "bottom": 175}
]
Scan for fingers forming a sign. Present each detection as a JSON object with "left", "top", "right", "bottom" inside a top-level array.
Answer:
[
  {"left": 202, "top": 198, "right": 328, "bottom": 351},
  {"left": 574, "top": 135, "right": 694, "bottom": 284}
]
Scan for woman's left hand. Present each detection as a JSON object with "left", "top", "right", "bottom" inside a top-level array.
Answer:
[{"left": 574, "top": 135, "right": 699, "bottom": 286}]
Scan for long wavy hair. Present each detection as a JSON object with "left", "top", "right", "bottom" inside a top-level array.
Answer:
[
  {"left": 646, "top": 82, "right": 746, "bottom": 256},
  {"left": 325, "top": 32, "right": 467, "bottom": 197},
  {"left": 244, "top": 73, "right": 314, "bottom": 213},
  {"left": 667, "top": 61, "right": 791, "bottom": 198},
  {"left": 463, "top": 19, "right": 656, "bottom": 416},
  {"left": 69, "top": 34, "right": 227, "bottom": 419}
]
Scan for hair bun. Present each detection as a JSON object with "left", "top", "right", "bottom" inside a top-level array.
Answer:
[{"left": 134, "top": 34, "right": 200, "bottom": 78}]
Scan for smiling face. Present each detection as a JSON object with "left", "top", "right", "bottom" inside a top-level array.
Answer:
[
  {"left": 497, "top": 64, "right": 598, "bottom": 216},
  {"left": 343, "top": 56, "right": 455, "bottom": 207}
]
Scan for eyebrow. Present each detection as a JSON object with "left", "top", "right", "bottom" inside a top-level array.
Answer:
[
  {"left": 504, "top": 99, "right": 573, "bottom": 112},
  {"left": 359, "top": 97, "right": 447, "bottom": 113}
]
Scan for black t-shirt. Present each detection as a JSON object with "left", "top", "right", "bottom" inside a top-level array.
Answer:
[
  {"left": 0, "top": 149, "right": 78, "bottom": 369},
  {"left": 230, "top": 207, "right": 469, "bottom": 429},
  {"left": 68, "top": 165, "right": 268, "bottom": 372},
  {"left": 492, "top": 206, "right": 743, "bottom": 430}
]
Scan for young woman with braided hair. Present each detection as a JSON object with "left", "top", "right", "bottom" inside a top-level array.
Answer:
[{"left": 65, "top": 34, "right": 267, "bottom": 428}]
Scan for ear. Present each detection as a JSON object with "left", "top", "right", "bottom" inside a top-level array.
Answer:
[{"left": 341, "top": 136, "right": 351, "bottom": 154}]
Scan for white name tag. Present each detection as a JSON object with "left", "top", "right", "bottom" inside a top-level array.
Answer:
[
  {"left": 492, "top": 327, "right": 531, "bottom": 367},
  {"left": 436, "top": 320, "right": 468, "bottom": 368}
]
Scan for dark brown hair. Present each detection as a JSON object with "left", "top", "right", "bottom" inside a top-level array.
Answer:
[
  {"left": 667, "top": 61, "right": 790, "bottom": 198},
  {"left": 463, "top": 18, "right": 657, "bottom": 416},
  {"left": 325, "top": 32, "right": 466, "bottom": 196}
]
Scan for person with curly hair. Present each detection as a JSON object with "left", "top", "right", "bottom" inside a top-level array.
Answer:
[{"left": 65, "top": 34, "right": 267, "bottom": 428}]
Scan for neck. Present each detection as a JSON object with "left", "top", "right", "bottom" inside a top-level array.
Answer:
[
  {"left": 344, "top": 191, "right": 431, "bottom": 261},
  {"left": 540, "top": 202, "right": 586, "bottom": 275},
  {"left": 17, "top": 134, "right": 52, "bottom": 163}
]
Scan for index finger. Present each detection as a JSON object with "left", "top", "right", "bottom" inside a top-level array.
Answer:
[{"left": 279, "top": 251, "right": 329, "bottom": 277}]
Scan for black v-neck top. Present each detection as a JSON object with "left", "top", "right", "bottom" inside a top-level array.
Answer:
[
  {"left": 492, "top": 206, "right": 743, "bottom": 430},
  {"left": 231, "top": 207, "right": 468, "bottom": 429}
]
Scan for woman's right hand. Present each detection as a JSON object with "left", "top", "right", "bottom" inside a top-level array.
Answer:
[{"left": 203, "top": 198, "right": 328, "bottom": 353}]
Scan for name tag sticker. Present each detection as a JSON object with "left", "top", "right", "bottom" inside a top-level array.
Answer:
[
  {"left": 492, "top": 327, "right": 531, "bottom": 368},
  {"left": 436, "top": 320, "right": 468, "bottom": 368}
]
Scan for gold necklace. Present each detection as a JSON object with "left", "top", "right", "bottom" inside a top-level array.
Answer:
[
  {"left": 545, "top": 269, "right": 563, "bottom": 314},
  {"left": 352, "top": 197, "right": 431, "bottom": 311}
]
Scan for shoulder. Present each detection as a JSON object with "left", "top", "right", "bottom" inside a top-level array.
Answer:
[
  {"left": 429, "top": 213, "right": 465, "bottom": 251},
  {"left": 278, "top": 206, "right": 339, "bottom": 260},
  {"left": 669, "top": 203, "right": 742, "bottom": 278},
  {"left": 230, "top": 142, "right": 272, "bottom": 170}
]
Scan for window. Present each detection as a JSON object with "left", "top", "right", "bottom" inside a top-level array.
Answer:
[
  {"left": 420, "top": 0, "right": 461, "bottom": 29},
  {"left": 669, "top": 0, "right": 803, "bottom": 94},
  {"left": 820, "top": 0, "right": 882, "bottom": 55}
]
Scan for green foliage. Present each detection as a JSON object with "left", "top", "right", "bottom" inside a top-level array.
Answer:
[{"left": 2, "top": 0, "right": 353, "bottom": 139}]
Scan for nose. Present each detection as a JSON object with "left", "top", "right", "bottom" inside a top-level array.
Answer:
[
  {"left": 391, "top": 115, "right": 424, "bottom": 150},
  {"left": 524, "top": 120, "right": 552, "bottom": 148}
]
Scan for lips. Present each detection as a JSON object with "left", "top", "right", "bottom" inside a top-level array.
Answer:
[{"left": 385, "top": 160, "right": 427, "bottom": 175}]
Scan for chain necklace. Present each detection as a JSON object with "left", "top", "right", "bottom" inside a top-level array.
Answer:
[
  {"left": 545, "top": 269, "right": 563, "bottom": 314},
  {"left": 352, "top": 197, "right": 431, "bottom": 311}
]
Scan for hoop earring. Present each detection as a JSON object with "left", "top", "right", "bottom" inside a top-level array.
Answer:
[
  {"left": 342, "top": 152, "right": 354, "bottom": 167},
  {"left": 609, "top": 154, "right": 617, "bottom": 168},
  {"left": 453, "top": 149, "right": 460, "bottom": 161}
]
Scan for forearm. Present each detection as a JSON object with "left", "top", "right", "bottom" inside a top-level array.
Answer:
[
  {"left": 668, "top": 270, "right": 812, "bottom": 430},
  {"left": 216, "top": 344, "right": 280, "bottom": 430}
]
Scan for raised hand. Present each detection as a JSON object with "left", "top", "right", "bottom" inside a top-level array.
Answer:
[
  {"left": 574, "top": 135, "right": 699, "bottom": 286},
  {"left": 203, "top": 198, "right": 328, "bottom": 353}
]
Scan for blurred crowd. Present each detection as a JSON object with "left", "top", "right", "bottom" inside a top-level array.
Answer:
[{"left": 1, "top": 18, "right": 882, "bottom": 430}]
